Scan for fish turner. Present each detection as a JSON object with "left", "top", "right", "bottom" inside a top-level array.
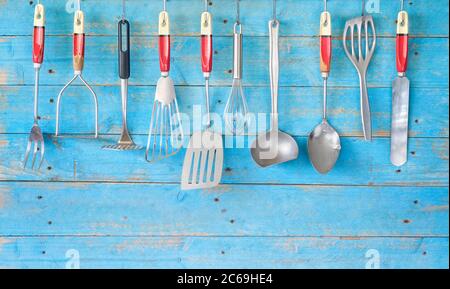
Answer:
[
  {"left": 343, "top": 4, "right": 376, "bottom": 141},
  {"left": 181, "top": 7, "right": 223, "bottom": 190}
]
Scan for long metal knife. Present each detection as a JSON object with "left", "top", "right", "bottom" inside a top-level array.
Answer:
[{"left": 391, "top": 3, "right": 410, "bottom": 166}]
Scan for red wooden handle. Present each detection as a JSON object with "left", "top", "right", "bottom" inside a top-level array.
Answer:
[
  {"left": 320, "top": 36, "right": 332, "bottom": 75},
  {"left": 396, "top": 35, "right": 408, "bottom": 73},
  {"left": 33, "top": 27, "right": 45, "bottom": 64},
  {"left": 201, "top": 35, "right": 213, "bottom": 73},
  {"left": 159, "top": 35, "right": 171, "bottom": 73},
  {"left": 73, "top": 33, "right": 85, "bottom": 58},
  {"left": 73, "top": 33, "right": 85, "bottom": 71}
]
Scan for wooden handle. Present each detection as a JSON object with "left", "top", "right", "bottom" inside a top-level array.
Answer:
[
  {"left": 73, "top": 11, "right": 85, "bottom": 72},
  {"left": 397, "top": 11, "right": 409, "bottom": 35},
  {"left": 33, "top": 4, "right": 45, "bottom": 27},
  {"left": 159, "top": 11, "right": 170, "bottom": 73},
  {"left": 73, "top": 33, "right": 85, "bottom": 72},
  {"left": 32, "top": 4, "right": 45, "bottom": 65},
  {"left": 396, "top": 11, "right": 409, "bottom": 74},
  {"left": 159, "top": 11, "right": 170, "bottom": 36},
  {"left": 320, "top": 11, "right": 332, "bottom": 76},
  {"left": 74, "top": 10, "right": 84, "bottom": 34},
  {"left": 201, "top": 12, "right": 212, "bottom": 74}
]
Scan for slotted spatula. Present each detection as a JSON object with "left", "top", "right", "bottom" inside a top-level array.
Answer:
[{"left": 181, "top": 8, "right": 223, "bottom": 190}]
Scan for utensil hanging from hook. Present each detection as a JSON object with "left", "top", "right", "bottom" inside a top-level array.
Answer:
[
  {"left": 391, "top": 0, "right": 410, "bottom": 166},
  {"left": 343, "top": 0, "right": 377, "bottom": 141},
  {"left": 307, "top": 0, "right": 341, "bottom": 174},
  {"left": 145, "top": 0, "right": 184, "bottom": 162},
  {"left": 103, "top": 0, "right": 142, "bottom": 151},
  {"left": 251, "top": 0, "right": 299, "bottom": 168},
  {"left": 55, "top": 0, "right": 99, "bottom": 139},
  {"left": 181, "top": 0, "right": 223, "bottom": 190},
  {"left": 24, "top": 0, "right": 46, "bottom": 170},
  {"left": 224, "top": 0, "right": 250, "bottom": 135}
]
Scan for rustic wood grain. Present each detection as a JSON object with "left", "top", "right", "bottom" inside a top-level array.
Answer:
[
  {"left": 0, "top": 237, "right": 448, "bottom": 269},
  {"left": 0, "top": 0, "right": 448, "bottom": 269}
]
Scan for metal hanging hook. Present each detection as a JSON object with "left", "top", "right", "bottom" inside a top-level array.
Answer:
[
  {"left": 323, "top": 0, "right": 329, "bottom": 26},
  {"left": 122, "top": 0, "right": 126, "bottom": 20},
  {"left": 272, "top": 0, "right": 277, "bottom": 22},
  {"left": 203, "top": 0, "right": 210, "bottom": 28},
  {"left": 236, "top": 0, "right": 240, "bottom": 24}
]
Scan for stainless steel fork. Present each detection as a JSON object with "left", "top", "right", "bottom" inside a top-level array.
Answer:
[{"left": 24, "top": 3, "right": 46, "bottom": 170}]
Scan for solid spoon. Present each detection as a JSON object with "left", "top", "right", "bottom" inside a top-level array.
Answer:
[{"left": 307, "top": 5, "right": 341, "bottom": 174}]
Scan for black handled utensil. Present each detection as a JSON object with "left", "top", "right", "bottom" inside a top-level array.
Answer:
[{"left": 103, "top": 2, "right": 142, "bottom": 151}]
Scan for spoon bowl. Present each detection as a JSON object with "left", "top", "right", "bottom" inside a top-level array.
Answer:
[
  {"left": 251, "top": 129, "right": 299, "bottom": 168},
  {"left": 307, "top": 119, "right": 341, "bottom": 174}
]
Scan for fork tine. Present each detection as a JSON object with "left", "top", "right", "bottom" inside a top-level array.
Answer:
[
  {"left": 31, "top": 141, "right": 38, "bottom": 169},
  {"left": 23, "top": 140, "right": 32, "bottom": 168},
  {"left": 365, "top": 19, "right": 369, "bottom": 61},
  {"left": 38, "top": 140, "right": 45, "bottom": 170}
]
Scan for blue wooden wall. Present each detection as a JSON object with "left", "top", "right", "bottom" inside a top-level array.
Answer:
[{"left": 0, "top": 0, "right": 448, "bottom": 269}]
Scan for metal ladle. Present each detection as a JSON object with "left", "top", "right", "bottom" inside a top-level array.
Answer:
[
  {"left": 251, "top": 6, "right": 299, "bottom": 168},
  {"left": 307, "top": 0, "right": 341, "bottom": 174}
]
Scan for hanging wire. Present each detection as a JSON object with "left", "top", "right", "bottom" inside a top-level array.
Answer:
[
  {"left": 362, "top": 0, "right": 365, "bottom": 16},
  {"left": 204, "top": 0, "right": 208, "bottom": 12},
  {"left": 236, "top": 0, "right": 240, "bottom": 24},
  {"left": 400, "top": 0, "right": 405, "bottom": 11},
  {"left": 163, "top": 0, "right": 167, "bottom": 11},
  {"left": 272, "top": 0, "right": 277, "bottom": 21},
  {"left": 122, "top": 0, "right": 126, "bottom": 20},
  {"left": 324, "top": 0, "right": 327, "bottom": 12}
]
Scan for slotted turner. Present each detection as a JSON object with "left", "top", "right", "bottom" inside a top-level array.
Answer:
[
  {"left": 181, "top": 7, "right": 223, "bottom": 190},
  {"left": 343, "top": 1, "right": 376, "bottom": 141}
]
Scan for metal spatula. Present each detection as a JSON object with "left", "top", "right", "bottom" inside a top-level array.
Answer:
[
  {"left": 181, "top": 6, "right": 223, "bottom": 190},
  {"left": 343, "top": 0, "right": 376, "bottom": 141}
]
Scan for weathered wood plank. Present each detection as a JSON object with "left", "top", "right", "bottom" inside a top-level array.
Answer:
[
  {"left": 0, "top": 236, "right": 448, "bottom": 269},
  {"left": 0, "top": 86, "right": 448, "bottom": 138},
  {"left": 0, "top": 36, "right": 448, "bottom": 87},
  {"left": 0, "top": 183, "right": 447, "bottom": 236},
  {"left": 0, "top": 0, "right": 448, "bottom": 37},
  {"left": 0, "top": 135, "right": 447, "bottom": 185}
]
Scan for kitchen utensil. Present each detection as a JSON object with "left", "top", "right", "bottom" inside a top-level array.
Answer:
[
  {"left": 24, "top": 1, "right": 45, "bottom": 170},
  {"left": 391, "top": 0, "right": 410, "bottom": 166},
  {"left": 145, "top": 0, "right": 183, "bottom": 163},
  {"left": 224, "top": 0, "right": 249, "bottom": 135},
  {"left": 343, "top": 0, "right": 376, "bottom": 141},
  {"left": 103, "top": 1, "right": 141, "bottom": 151},
  {"left": 251, "top": 14, "right": 299, "bottom": 168},
  {"left": 181, "top": 2, "right": 223, "bottom": 190},
  {"left": 308, "top": 0, "right": 341, "bottom": 174},
  {"left": 55, "top": 0, "right": 99, "bottom": 139}
]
